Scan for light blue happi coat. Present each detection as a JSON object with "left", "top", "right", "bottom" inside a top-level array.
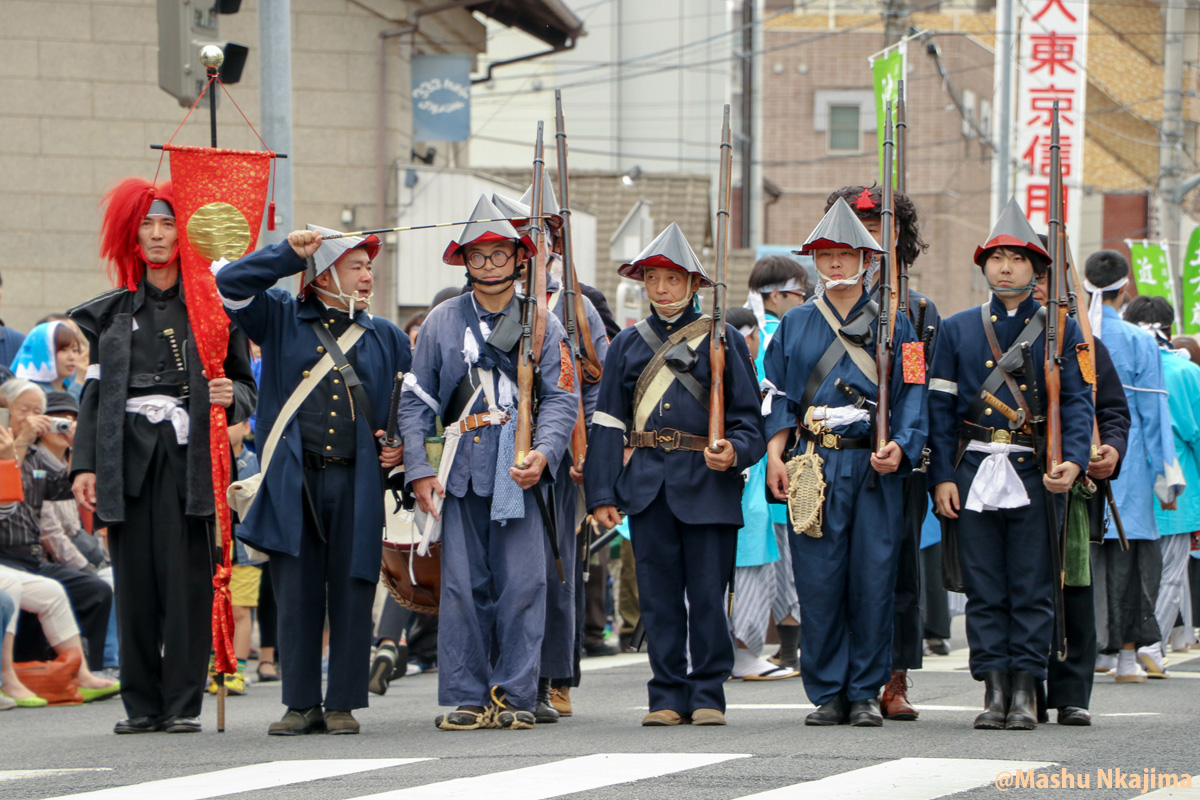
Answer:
[
  {"left": 1154, "top": 348, "right": 1200, "bottom": 535},
  {"left": 736, "top": 313, "right": 784, "bottom": 567},
  {"left": 1099, "top": 307, "right": 1182, "bottom": 541}
]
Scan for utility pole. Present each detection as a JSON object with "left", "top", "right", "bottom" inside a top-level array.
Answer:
[
  {"left": 992, "top": 0, "right": 1014, "bottom": 224},
  {"left": 740, "top": 0, "right": 753, "bottom": 249},
  {"left": 258, "top": 0, "right": 293, "bottom": 246},
  {"left": 1159, "top": 0, "right": 1187, "bottom": 313},
  {"left": 882, "top": 0, "right": 906, "bottom": 46}
]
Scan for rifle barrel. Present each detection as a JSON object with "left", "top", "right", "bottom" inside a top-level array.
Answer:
[
  {"left": 896, "top": 80, "right": 909, "bottom": 316},
  {"left": 709, "top": 104, "right": 732, "bottom": 451},
  {"left": 876, "top": 102, "right": 896, "bottom": 452}
]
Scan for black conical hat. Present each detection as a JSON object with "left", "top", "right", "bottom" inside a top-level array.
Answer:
[
  {"left": 443, "top": 195, "right": 534, "bottom": 266},
  {"left": 617, "top": 222, "right": 712, "bottom": 286},
  {"left": 794, "top": 197, "right": 883, "bottom": 255},
  {"left": 974, "top": 197, "right": 1050, "bottom": 266}
]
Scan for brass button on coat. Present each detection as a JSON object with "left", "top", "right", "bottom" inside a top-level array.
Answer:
[
  {"left": 986, "top": 360, "right": 994, "bottom": 368},
  {"left": 473, "top": 436, "right": 481, "bottom": 443},
  {"left": 317, "top": 345, "right": 325, "bottom": 354},
  {"left": 302, "top": 370, "right": 311, "bottom": 378}
]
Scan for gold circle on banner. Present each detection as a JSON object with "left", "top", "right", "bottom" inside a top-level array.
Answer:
[{"left": 187, "top": 202, "right": 252, "bottom": 262}]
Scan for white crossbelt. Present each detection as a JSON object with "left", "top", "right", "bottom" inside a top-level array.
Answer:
[
  {"left": 963, "top": 439, "right": 1034, "bottom": 512},
  {"left": 125, "top": 395, "right": 189, "bottom": 445},
  {"left": 810, "top": 405, "right": 870, "bottom": 429}
]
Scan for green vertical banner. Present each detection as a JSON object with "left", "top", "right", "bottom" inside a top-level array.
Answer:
[
  {"left": 1128, "top": 239, "right": 1172, "bottom": 301},
  {"left": 1182, "top": 228, "right": 1200, "bottom": 335},
  {"left": 871, "top": 42, "right": 905, "bottom": 187}
]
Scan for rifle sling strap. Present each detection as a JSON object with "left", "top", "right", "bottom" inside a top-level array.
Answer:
[
  {"left": 800, "top": 298, "right": 879, "bottom": 415},
  {"left": 309, "top": 321, "right": 375, "bottom": 433},
  {"left": 632, "top": 317, "right": 712, "bottom": 431},
  {"left": 965, "top": 305, "right": 1046, "bottom": 427}
]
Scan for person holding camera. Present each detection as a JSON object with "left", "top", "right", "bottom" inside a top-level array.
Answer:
[{"left": 0, "top": 379, "right": 115, "bottom": 695}]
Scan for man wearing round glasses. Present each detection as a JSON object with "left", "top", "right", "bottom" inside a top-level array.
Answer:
[{"left": 399, "top": 195, "right": 577, "bottom": 731}]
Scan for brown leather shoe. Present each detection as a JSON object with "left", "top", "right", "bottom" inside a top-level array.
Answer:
[
  {"left": 691, "top": 708, "right": 726, "bottom": 726},
  {"left": 641, "top": 709, "right": 686, "bottom": 726},
  {"left": 549, "top": 686, "right": 572, "bottom": 716},
  {"left": 880, "top": 669, "right": 918, "bottom": 721},
  {"left": 324, "top": 710, "right": 360, "bottom": 734}
]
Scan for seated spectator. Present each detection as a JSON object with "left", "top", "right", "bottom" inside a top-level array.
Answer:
[
  {"left": 38, "top": 392, "right": 109, "bottom": 573},
  {"left": 0, "top": 563, "right": 118, "bottom": 704},
  {"left": 0, "top": 379, "right": 112, "bottom": 677},
  {"left": 11, "top": 321, "right": 80, "bottom": 395}
]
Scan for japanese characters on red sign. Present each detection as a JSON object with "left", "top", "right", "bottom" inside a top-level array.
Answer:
[{"left": 1014, "top": 0, "right": 1088, "bottom": 245}]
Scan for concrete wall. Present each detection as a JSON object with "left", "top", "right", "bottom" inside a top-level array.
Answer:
[{"left": 0, "top": 0, "right": 484, "bottom": 333}]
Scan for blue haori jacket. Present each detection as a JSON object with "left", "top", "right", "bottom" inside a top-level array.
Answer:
[
  {"left": 214, "top": 242, "right": 413, "bottom": 582},
  {"left": 398, "top": 292, "right": 577, "bottom": 498},
  {"left": 762, "top": 290, "right": 927, "bottom": 472},
  {"left": 584, "top": 305, "right": 766, "bottom": 528},
  {"left": 1098, "top": 306, "right": 1181, "bottom": 540},
  {"left": 927, "top": 293, "right": 1093, "bottom": 488}
]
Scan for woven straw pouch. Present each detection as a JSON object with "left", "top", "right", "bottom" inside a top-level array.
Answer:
[{"left": 786, "top": 439, "right": 826, "bottom": 538}]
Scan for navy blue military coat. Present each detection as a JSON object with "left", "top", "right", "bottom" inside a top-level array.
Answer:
[
  {"left": 928, "top": 293, "right": 1093, "bottom": 486},
  {"left": 763, "top": 290, "right": 927, "bottom": 470},
  {"left": 584, "top": 305, "right": 766, "bottom": 528},
  {"left": 215, "top": 242, "right": 412, "bottom": 582}
]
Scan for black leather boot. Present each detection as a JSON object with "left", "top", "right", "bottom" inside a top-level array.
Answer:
[
  {"left": 805, "top": 694, "right": 849, "bottom": 726},
  {"left": 535, "top": 678, "right": 559, "bottom": 724},
  {"left": 1006, "top": 671, "right": 1037, "bottom": 730},
  {"left": 973, "top": 672, "right": 1010, "bottom": 730}
]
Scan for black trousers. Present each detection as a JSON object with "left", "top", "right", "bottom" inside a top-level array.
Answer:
[
  {"left": 109, "top": 444, "right": 214, "bottom": 719},
  {"left": 272, "top": 462, "right": 375, "bottom": 712},
  {"left": 257, "top": 561, "right": 277, "bottom": 651},
  {"left": 891, "top": 473, "right": 926, "bottom": 670},
  {"left": 920, "top": 543, "right": 952, "bottom": 640},
  {"left": 1046, "top": 570, "right": 1097, "bottom": 710},
  {"left": 1, "top": 553, "right": 112, "bottom": 671}
]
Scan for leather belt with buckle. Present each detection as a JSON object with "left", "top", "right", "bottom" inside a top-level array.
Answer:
[
  {"left": 960, "top": 422, "right": 1035, "bottom": 449},
  {"left": 628, "top": 428, "right": 708, "bottom": 453},
  {"left": 303, "top": 452, "right": 355, "bottom": 470},
  {"left": 457, "top": 411, "right": 510, "bottom": 433},
  {"left": 797, "top": 425, "right": 871, "bottom": 450}
]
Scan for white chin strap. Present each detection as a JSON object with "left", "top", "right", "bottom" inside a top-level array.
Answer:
[
  {"left": 315, "top": 268, "right": 372, "bottom": 319},
  {"left": 819, "top": 252, "right": 866, "bottom": 290}
]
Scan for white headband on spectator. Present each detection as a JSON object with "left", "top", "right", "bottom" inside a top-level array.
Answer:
[
  {"left": 745, "top": 278, "right": 806, "bottom": 329},
  {"left": 1084, "top": 275, "right": 1129, "bottom": 338}
]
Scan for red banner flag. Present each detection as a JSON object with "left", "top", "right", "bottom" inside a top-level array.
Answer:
[{"left": 167, "top": 145, "right": 273, "bottom": 676}]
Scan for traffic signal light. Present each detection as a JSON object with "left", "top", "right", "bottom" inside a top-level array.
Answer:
[{"left": 157, "top": 0, "right": 249, "bottom": 107}]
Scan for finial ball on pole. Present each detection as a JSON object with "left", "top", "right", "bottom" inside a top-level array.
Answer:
[{"left": 200, "top": 45, "right": 225, "bottom": 70}]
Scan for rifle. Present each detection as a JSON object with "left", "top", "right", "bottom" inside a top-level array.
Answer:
[
  {"left": 518, "top": 122, "right": 562, "bottom": 583},
  {"left": 875, "top": 102, "right": 897, "bottom": 453},
  {"left": 555, "top": 90, "right": 602, "bottom": 473},
  {"left": 1045, "top": 101, "right": 1068, "bottom": 661},
  {"left": 516, "top": 122, "right": 551, "bottom": 468},
  {"left": 709, "top": 104, "right": 732, "bottom": 452},
  {"left": 895, "top": 80, "right": 909, "bottom": 318}
]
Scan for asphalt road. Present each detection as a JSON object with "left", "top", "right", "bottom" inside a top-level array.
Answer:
[{"left": 3, "top": 630, "right": 1198, "bottom": 800}]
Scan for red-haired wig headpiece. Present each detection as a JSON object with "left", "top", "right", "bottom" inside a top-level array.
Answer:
[{"left": 99, "top": 177, "right": 175, "bottom": 291}]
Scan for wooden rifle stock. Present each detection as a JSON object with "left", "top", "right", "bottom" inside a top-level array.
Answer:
[
  {"left": 516, "top": 122, "right": 550, "bottom": 466},
  {"left": 555, "top": 90, "right": 596, "bottom": 471},
  {"left": 876, "top": 102, "right": 897, "bottom": 453},
  {"left": 709, "top": 104, "right": 732, "bottom": 451}
]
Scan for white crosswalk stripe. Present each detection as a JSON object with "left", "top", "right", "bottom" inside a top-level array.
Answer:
[
  {"left": 34, "top": 755, "right": 1188, "bottom": 800},
  {"left": 350, "top": 753, "right": 749, "bottom": 800},
  {"left": 734, "top": 757, "right": 1054, "bottom": 800},
  {"left": 34, "top": 759, "right": 427, "bottom": 800}
]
